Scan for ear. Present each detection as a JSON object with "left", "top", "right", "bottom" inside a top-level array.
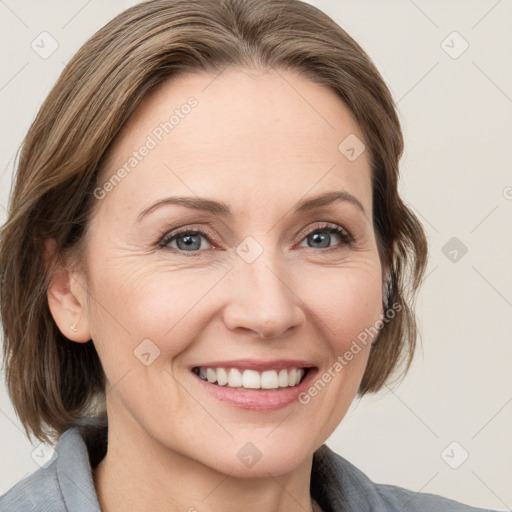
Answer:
[{"left": 44, "top": 238, "right": 91, "bottom": 343}]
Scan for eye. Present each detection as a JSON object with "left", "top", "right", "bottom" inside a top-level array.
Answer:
[
  {"left": 158, "top": 228, "right": 214, "bottom": 253},
  {"left": 297, "top": 223, "right": 352, "bottom": 250}
]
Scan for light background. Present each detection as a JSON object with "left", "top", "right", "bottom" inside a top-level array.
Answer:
[{"left": 0, "top": 0, "right": 510, "bottom": 510}]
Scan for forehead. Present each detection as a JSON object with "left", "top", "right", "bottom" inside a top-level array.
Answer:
[{"left": 95, "top": 67, "right": 372, "bottom": 220}]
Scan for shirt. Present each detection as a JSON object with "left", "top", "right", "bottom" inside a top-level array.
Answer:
[{"left": 0, "top": 420, "right": 499, "bottom": 512}]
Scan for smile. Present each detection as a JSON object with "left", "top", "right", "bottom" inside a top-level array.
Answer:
[{"left": 192, "top": 366, "right": 310, "bottom": 390}]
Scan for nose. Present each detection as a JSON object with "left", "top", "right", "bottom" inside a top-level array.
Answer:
[{"left": 221, "top": 252, "right": 305, "bottom": 340}]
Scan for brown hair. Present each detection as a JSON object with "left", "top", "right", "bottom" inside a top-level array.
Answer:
[{"left": 0, "top": 0, "right": 427, "bottom": 443}]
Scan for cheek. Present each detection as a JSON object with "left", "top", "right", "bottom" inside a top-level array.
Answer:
[
  {"left": 299, "top": 263, "right": 384, "bottom": 353},
  {"left": 293, "top": 264, "right": 382, "bottom": 438},
  {"left": 85, "top": 253, "right": 221, "bottom": 369}
]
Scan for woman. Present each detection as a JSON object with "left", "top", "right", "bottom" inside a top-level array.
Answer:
[{"left": 0, "top": 0, "right": 499, "bottom": 510}]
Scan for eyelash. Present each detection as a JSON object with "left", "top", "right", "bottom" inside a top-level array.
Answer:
[{"left": 157, "top": 222, "right": 353, "bottom": 256}]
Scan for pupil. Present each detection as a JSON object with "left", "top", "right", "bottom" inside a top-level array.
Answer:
[
  {"left": 310, "top": 232, "right": 329, "bottom": 248},
  {"left": 177, "top": 233, "right": 201, "bottom": 251}
]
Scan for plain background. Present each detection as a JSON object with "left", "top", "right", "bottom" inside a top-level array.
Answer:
[{"left": 0, "top": 0, "right": 510, "bottom": 509}]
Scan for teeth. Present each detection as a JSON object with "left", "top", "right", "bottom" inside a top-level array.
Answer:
[
  {"left": 261, "top": 370, "right": 279, "bottom": 389},
  {"left": 228, "top": 368, "right": 242, "bottom": 388},
  {"left": 206, "top": 368, "right": 217, "bottom": 383},
  {"left": 278, "top": 369, "right": 289, "bottom": 387},
  {"left": 195, "top": 367, "right": 306, "bottom": 389},
  {"left": 242, "top": 369, "right": 260, "bottom": 389},
  {"left": 216, "top": 367, "right": 228, "bottom": 386}
]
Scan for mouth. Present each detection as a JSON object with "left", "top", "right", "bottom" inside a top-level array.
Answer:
[
  {"left": 191, "top": 365, "right": 313, "bottom": 390},
  {"left": 189, "top": 360, "right": 318, "bottom": 411}
]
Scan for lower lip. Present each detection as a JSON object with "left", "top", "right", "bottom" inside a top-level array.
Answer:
[{"left": 191, "top": 368, "right": 318, "bottom": 411}]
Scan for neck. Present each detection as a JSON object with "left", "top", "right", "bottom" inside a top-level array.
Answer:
[{"left": 93, "top": 410, "right": 318, "bottom": 512}]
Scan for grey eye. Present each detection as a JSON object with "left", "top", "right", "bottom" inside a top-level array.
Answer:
[
  {"left": 299, "top": 226, "right": 349, "bottom": 249},
  {"left": 166, "top": 231, "right": 209, "bottom": 252}
]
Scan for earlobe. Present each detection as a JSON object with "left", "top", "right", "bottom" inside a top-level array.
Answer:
[{"left": 44, "top": 238, "right": 91, "bottom": 343}]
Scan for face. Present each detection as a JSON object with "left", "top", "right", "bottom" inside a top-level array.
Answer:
[{"left": 71, "top": 67, "right": 384, "bottom": 476}]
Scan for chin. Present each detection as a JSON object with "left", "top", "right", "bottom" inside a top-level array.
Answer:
[{"left": 200, "top": 434, "right": 317, "bottom": 478}]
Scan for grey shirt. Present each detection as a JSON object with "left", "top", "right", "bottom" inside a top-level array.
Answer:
[{"left": 0, "top": 422, "right": 498, "bottom": 511}]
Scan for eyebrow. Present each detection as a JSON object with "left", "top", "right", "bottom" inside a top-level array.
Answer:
[{"left": 137, "top": 190, "right": 368, "bottom": 222}]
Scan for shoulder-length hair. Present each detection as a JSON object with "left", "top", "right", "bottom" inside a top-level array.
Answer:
[{"left": 0, "top": 0, "right": 427, "bottom": 443}]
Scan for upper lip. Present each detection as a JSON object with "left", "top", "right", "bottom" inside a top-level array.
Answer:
[{"left": 191, "top": 359, "right": 316, "bottom": 372}]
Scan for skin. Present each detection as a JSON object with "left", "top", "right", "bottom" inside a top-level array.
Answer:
[{"left": 47, "top": 67, "right": 386, "bottom": 512}]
